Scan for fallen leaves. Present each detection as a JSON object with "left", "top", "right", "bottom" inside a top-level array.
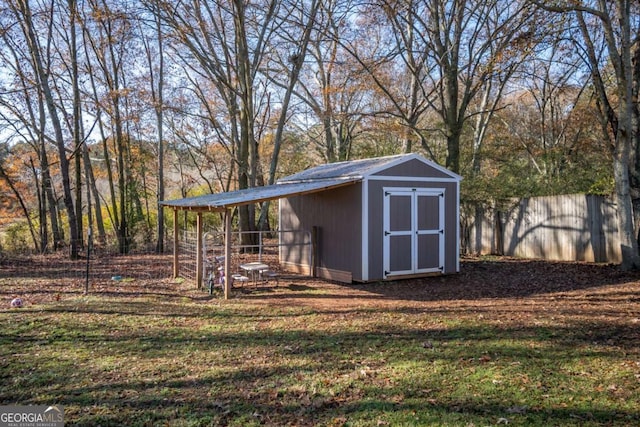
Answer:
[{"left": 2, "top": 254, "right": 640, "bottom": 426}]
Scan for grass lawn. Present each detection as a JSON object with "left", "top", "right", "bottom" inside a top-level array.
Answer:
[{"left": 1, "top": 255, "right": 639, "bottom": 426}]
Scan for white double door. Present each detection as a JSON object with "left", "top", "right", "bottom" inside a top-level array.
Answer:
[{"left": 383, "top": 188, "right": 444, "bottom": 278}]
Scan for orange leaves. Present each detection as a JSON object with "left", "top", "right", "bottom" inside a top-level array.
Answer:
[{"left": 0, "top": 144, "right": 38, "bottom": 224}]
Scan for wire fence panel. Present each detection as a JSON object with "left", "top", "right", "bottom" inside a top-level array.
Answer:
[
  {"left": 0, "top": 235, "right": 175, "bottom": 290},
  {"left": 0, "top": 227, "right": 311, "bottom": 292},
  {"left": 200, "top": 229, "right": 313, "bottom": 280},
  {"left": 177, "top": 230, "right": 198, "bottom": 281}
]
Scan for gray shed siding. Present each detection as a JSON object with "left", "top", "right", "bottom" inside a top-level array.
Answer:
[
  {"left": 280, "top": 183, "right": 362, "bottom": 281},
  {"left": 365, "top": 179, "right": 459, "bottom": 280},
  {"left": 279, "top": 154, "right": 460, "bottom": 283}
]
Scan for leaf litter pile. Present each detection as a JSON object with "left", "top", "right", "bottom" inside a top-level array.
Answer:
[{"left": 1, "top": 254, "right": 639, "bottom": 426}]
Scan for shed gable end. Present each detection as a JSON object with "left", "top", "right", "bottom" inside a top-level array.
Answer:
[{"left": 371, "top": 158, "right": 457, "bottom": 180}]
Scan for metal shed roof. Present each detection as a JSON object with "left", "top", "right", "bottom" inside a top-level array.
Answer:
[
  {"left": 279, "top": 153, "right": 461, "bottom": 183},
  {"left": 160, "top": 153, "right": 460, "bottom": 211},
  {"left": 160, "top": 177, "right": 361, "bottom": 211}
]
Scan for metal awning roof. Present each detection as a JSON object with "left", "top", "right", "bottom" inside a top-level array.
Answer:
[{"left": 160, "top": 177, "right": 361, "bottom": 211}]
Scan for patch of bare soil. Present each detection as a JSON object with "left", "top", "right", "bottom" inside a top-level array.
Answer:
[
  {"left": 244, "top": 257, "right": 638, "bottom": 305},
  {"left": 241, "top": 257, "right": 640, "bottom": 351},
  {"left": 2, "top": 254, "right": 640, "bottom": 328}
]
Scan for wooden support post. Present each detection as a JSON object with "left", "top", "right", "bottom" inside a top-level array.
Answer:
[
  {"left": 224, "top": 209, "right": 232, "bottom": 300},
  {"left": 173, "top": 208, "right": 179, "bottom": 278},
  {"left": 196, "top": 212, "right": 203, "bottom": 289}
]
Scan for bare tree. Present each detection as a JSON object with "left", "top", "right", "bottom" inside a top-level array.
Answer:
[
  {"left": 0, "top": 23, "right": 64, "bottom": 251},
  {"left": 7, "top": 0, "right": 80, "bottom": 258},
  {"left": 497, "top": 34, "right": 591, "bottom": 184},
  {"left": 148, "top": 0, "right": 317, "bottom": 245},
  {"left": 531, "top": 0, "right": 640, "bottom": 269},
  {"left": 82, "top": 0, "right": 136, "bottom": 253},
  {"left": 139, "top": 3, "right": 167, "bottom": 253},
  {"left": 349, "top": 0, "right": 537, "bottom": 173},
  {"left": 283, "top": 0, "right": 366, "bottom": 163},
  {"left": 68, "top": 0, "right": 84, "bottom": 247},
  {"left": 147, "top": 0, "right": 269, "bottom": 244}
]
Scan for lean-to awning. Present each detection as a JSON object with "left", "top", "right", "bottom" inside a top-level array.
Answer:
[
  {"left": 160, "top": 177, "right": 361, "bottom": 300},
  {"left": 160, "top": 177, "right": 361, "bottom": 211}
]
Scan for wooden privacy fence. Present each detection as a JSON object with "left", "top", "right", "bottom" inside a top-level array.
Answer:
[{"left": 461, "top": 194, "right": 621, "bottom": 263}]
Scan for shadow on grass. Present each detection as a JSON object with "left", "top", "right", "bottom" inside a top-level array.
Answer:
[
  {"left": 3, "top": 257, "right": 639, "bottom": 425},
  {"left": 56, "top": 384, "right": 640, "bottom": 426},
  {"left": 350, "top": 259, "right": 639, "bottom": 300},
  {"left": 2, "top": 319, "right": 637, "bottom": 426}
]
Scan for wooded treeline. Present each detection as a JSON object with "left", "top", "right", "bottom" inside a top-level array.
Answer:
[{"left": 0, "top": 1, "right": 638, "bottom": 267}]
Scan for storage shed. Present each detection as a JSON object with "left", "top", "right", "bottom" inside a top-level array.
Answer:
[
  {"left": 278, "top": 153, "right": 462, "bottom": 283},
  {"left": 161, "top": 153, "right": 461, "bottom": 296}
]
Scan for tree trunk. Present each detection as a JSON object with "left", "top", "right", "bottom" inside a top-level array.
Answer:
[
  {"left": 31, "top": 157, "right": 47, "bottom": 253},
  {"left": 613, "top": 153, "right": 640, "bottom": 269},
  {"left": 445, "top": 128, "right": 462, "bottom": 174},
  {"left": 233, "top": 0, "right": 257, "bottom": 250},
  {"left": 155, "top": 8, "right": 165, "bottom": 253},
  {"left": 109, "top": 37, "right": 129, "bottom": 254},
  {"left": 69, "top": 0, "right": 84, "bottom": 249},
  {"left": 16, "top": 0, "right": 79, "bottom": 258},
  {"left": 614, "top": 0, "right": 640, "bottom": 268},
  {"left": 82, "top": 143, "right": 106, "bottom": 244},
  {"left": 39, "top": 125, "right": 62, "bottom": 250},
  {"left": 630, "top": 28, "right": 640, "bottom": 248}
]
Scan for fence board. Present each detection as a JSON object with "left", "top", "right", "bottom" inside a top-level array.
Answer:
[{"left": 462, "top": 194, "right": 621, "bottom": 263}]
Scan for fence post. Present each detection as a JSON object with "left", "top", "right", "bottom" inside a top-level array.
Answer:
[
  {"left": 173, "top": 208, "right": 179, "bottom": 278},
  {"left": 196, "top": 212, "right": 203, "bottom": 289},
  {"left": 224, "top": 209, "right": 232, "bottom": 300}
]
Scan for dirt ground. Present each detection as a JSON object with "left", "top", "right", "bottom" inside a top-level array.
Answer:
[
  {"left": 2, "top": 253, "right": 639, "bottom": 315},
  {"left": 2, "top": 253, "right": 640, "bottom": 359},
  {"left": 242, "top": 257, "right": 640, "bottom": 336}
]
